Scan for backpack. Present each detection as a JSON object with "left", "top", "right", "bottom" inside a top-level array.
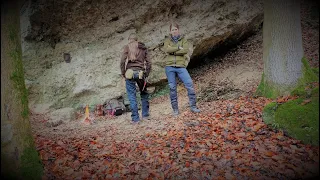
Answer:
[{"left": 103, "top": 98, "right": 126, "bottom": 116}]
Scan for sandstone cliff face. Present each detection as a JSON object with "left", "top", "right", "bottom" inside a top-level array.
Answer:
[{"left": 20, "top": 0, "right": 263, "bottom": 110}]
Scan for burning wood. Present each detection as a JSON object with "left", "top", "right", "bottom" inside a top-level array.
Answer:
[{"left": 83, "top": 105, "right": 91, "bottom": 125}]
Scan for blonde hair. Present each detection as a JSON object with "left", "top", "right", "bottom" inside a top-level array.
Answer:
[
  {"left": 128, "top": 33, "right": 138, "bottom": 41},
  {"left": 127, "top": 33, "right": 139, "bottom": 61},
  {"left": 170, "top": 22, "right": 179, "bottom": 30}
]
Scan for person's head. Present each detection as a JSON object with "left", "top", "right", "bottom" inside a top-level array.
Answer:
[
  {"left": 170, "top": 23, "right": 180, "bottom": 37},
  {"left": 127, "top": 33, "right": 139, "bottom": 60},
  {"left": 128, "top": 33, "right": 138, "bottom": 43}
]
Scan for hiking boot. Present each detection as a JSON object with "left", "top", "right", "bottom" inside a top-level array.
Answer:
[
  {"left": 131, "top": 120, "right": 140, "bottom": 125},
  {"left": 142, "top": 116, "right": 151, "bottom": 120},
  {"left": 191, "top": 107, "right": 201, "bottom": 113},
  {"left": 173, "top": 109, "right": 179, "bottom": 116}
]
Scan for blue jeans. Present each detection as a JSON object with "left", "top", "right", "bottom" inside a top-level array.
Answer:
[
  {"left": 165, "top": 66, "right": 197, "bottom": 110},
  {"left": 126, "top": 71, "right": 149, "bottom": 122}
]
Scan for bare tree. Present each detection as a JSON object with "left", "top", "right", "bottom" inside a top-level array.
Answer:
[{"left": 259, "top": 0, "right": 304, "bottom": 97}]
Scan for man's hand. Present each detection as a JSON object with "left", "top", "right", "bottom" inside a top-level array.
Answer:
[{"left": 178, "top": 46, "right": 184, "bottom": 50}]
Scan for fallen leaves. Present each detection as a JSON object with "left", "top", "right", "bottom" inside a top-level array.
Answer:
[
  {"left": 252, "top": 123, "right": 265, "bottom": 132},
  {"left": 301, "top": 99, "right": 312, "bottom": 105},
  {"left": 32, "top": 96, "right": 319, "bottom": 180},
  {"left": 265, "top": 151, "right": 275, "bottom": 157},
  {"left": 276, "top": 95, "right": 298, "bottom": 104}
]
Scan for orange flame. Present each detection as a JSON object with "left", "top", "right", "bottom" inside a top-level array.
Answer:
[{"left": 85, "top": 105, "right": 89, "bottom": 119}]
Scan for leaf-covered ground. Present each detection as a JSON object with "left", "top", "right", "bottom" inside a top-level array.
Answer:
[
  {"left": 29, "top": 1, "right": 319, "bottom": 179},
  {"left": 31, "top": 95, "right": 319, "bottom": 179}
]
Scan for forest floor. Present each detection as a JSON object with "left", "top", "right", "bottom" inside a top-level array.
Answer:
[{"left": 29, "top": 1, "right": 319, "bottom": 179}]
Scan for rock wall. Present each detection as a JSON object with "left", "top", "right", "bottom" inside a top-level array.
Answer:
[{"left": 20, "top": 0, "right": 263, "bottom": 110}]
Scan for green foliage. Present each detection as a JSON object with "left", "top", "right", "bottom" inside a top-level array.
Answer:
[
  {"left": 8, "top": 26, "right": 29, "bottom": 119},
  {"left": 291, "top": 86, "right": 306, "bottom": 97},
  {"left": 18, "top": 135, "right": 43, "bottom": 179},
  {"left": 257, "top": 58, "right": 319, "bottom": 99},
  {"left": 255, "top": 73, "right": 278, "bottom": 99},
  {"left": 3, "top": 11, "right": 43, "bottom": 180},
  {"left": 271, "top": 122, "right": 280, "bottom": 129},
  {"left": 311, "top": 68, "right": 319, "bottom": 77},
  {"left": 150, "top": 85, "right": 170, "bottom": 99},
  {"left": 262, "top": 102, "right": 277, "bottom": 125},
  {"left": 20, "top": 146, "right": 44, "bottom": 180},
  {"left": 275, "top": 96, "right": 319, "bottom": 145},
  {"left": 9, "top": 25, "right": 17, "bottom": 42},
  {"left": 262, "top": 58, "right": 319, "bottom": 145},
  {"left": 263, "top": 86, "right": 319, "bottom": 145},
  {"left": 311, "top": 87, "right": 319, "bottom": 96},
  {"left": 291, "top": 58, "right": 319, "bottom": 96}
]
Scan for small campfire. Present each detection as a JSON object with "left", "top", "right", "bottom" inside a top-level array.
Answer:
[
  {"left": 83, "top": 105, "right": 92, "bottom": 125},
  {"left": 78, "top": 103, "right": 121, "bottom": 125}
]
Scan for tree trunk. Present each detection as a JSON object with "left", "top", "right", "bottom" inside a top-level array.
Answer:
[
  {"left": 261, "top": 0, "right": 304, "bottom": 98},
  {"left": 1, "top": 0, "right": 42, "bottom": 178}
]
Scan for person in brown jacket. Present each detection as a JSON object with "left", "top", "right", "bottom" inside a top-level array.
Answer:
[{"left": 120, "top": 33, "right": 151, "bottom": 123}]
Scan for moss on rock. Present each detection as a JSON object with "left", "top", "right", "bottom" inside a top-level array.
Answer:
[
  {"left": 263, "top": 96, "right": 319, "bottom": 145},
  {"left": 256, "top": 57, "right": 319, "bottom": 99},
  {"left": 255, "top": 73, "right": 279, "bottom": 99},
  {"left": 8, "top": 24, "right": 29, "bottom": 119},
  {"left": 262, "top": 58, "right": 319, "bottom": 145},
  {"left": 4, "top": 24, "right": 44, "bottom": 179},
  {"left": 20, "top": 147, "right": 43, "bottom": 180},
  {"left": 291, "top": 57, "right": 319, "bottom": 96},
  {"left": 262, "top": 102, "right": 277, "bottom": 125}
]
